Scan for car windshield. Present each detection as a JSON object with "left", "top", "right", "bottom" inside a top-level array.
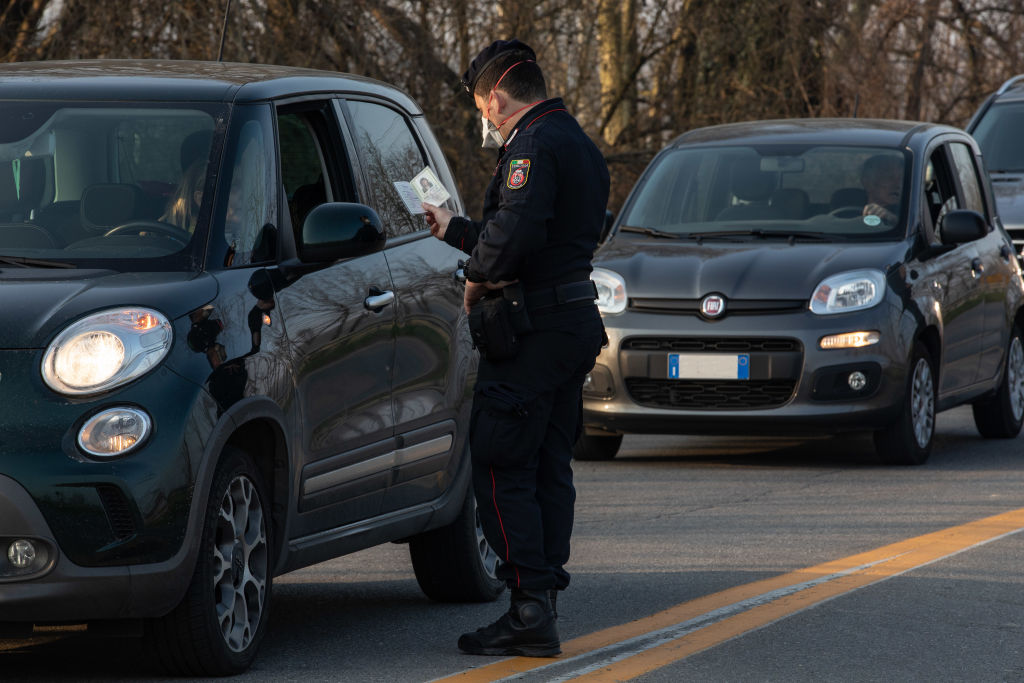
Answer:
[
  {"left": 0, "top": 101, "right": 224, "bottom": 270},
  {"left": 619, "top": 144, "right": 909, "bottom": 241},
  {"left": 972, "top": 101, "right": 1024, "bottom": 173}
]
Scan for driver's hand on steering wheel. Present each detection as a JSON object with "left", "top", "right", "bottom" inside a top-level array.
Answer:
[{"left": 863, "top": 202, "right": 896, "bottom": 224}]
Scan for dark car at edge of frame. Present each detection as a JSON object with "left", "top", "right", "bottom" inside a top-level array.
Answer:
[
  {"left": 579, "top": 118, "right": 1024, "bottom": 465},
  {"left": 967, "top": 74, "right": 1024, "bottom": 256}
]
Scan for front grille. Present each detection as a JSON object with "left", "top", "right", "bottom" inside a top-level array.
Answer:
[
  {"left": 626, "top": 378, "right": 796, "bottom": 409},
  {"left": 95, "top": 484, "right": 137, "bottom": 540},
  {"left": 628, "top": 298, "right": 805, "bottom": 315},
  {"left": 623, "top": 337, "right": 802, "bottom": 353}
]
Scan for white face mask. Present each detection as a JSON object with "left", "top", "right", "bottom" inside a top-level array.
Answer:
[{"left": 481, "top": 113, "right": 503, "bottom": 149}]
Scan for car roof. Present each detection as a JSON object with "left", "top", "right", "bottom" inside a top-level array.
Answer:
[
  {"left": 667, "top": 118, "right": 963, "bottom": 150},
  {"left": 0, "top": 60, "right": 422, "bottom": 113}
]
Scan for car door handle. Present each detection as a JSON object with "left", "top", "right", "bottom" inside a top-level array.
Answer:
[
  {"left": 454, "top": 259, "right": 467, "bottom": 283},
  {"left": 364, "top": 287, "right": 395, "bottom": 312},
  {"left": 1000, "top": 244, "right": 1013, "bottom": 261},
  {"left": 970, "top": 258, "right": 984, "bottom": 279}
]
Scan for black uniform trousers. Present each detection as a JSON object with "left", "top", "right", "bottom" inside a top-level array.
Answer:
[{"left": 469, "top": 302, "right": 604, "bottom": 591}]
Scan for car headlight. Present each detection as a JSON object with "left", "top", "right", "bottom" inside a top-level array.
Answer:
[
  {"left": 592, "top": 267, "right": 627, "bottom": 315},
  {"left": 809, "top": 270, "right": 886, "bottom": 315},
  {"left": 42, "top": 308, "right": 173, "bottom": 396}
]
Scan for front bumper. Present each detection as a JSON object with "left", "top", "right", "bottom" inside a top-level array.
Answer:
[
  {"left": 0, "top": 350, "right": 220, "bottom": 621},
  {"left": 583, "top": 303, "right": 913, "bottom": 436},
  {"left": 0, "top": 473, "right": 195, "bottom": 621}
]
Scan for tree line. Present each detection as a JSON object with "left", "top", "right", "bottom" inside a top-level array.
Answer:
[{"left": 3, "top": 0, "right": 1022, "bottom": 214}]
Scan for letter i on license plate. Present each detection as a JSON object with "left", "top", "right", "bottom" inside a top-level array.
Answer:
[{"left": 668, "top": 353, "right": 750, "bottom": 380}]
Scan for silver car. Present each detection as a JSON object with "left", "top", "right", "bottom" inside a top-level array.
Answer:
[{"left": 580, "top": 119, "right": 1024, "bottom": 465}]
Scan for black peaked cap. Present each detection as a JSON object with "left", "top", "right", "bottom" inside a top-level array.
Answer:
[{"left": 461, "top": 38, "right": 536, "bottom": 94}]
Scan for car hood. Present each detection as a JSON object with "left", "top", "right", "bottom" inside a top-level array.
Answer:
[
  {"left": 0, "top": 269, "right": 218, "bottom": 349},
  {"left": 990, "top": 173, "right": 1024, "bottom": 229},
  {"left": 594, "top": 236, "right": 909, "bottom": 300}
]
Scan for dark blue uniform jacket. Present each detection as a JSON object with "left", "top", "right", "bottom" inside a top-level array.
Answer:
[{"left": 443, "top": 98, "right": 610, "bottom": 291}]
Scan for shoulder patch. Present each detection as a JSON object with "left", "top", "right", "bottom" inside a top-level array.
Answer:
[{"left": 506, "top": 159, "right": 531, "bottom": 190}]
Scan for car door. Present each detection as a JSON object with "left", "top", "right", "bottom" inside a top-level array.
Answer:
[
  {"left": 340, "top": 98, "right": 468, "bottom": 513},
  {"left": 271, "top": 100, "right": 397, "bottom": 536},
  {"left": 917, "top": 142, "right": 986, "bottom": 395},
  {"left": 948, "top": 140, "right": 1014, "bottom": 385}
]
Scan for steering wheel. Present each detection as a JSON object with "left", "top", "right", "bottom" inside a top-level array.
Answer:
[
  {"left": 828, "top": 206, "right": 863, "bottom": 219},
  {"left": 104, "top": 220, "right": 190, "bottom": 245}
]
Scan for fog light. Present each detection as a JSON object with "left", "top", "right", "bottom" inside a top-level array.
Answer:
[
  {"left": 582, "top": 364, "right": 615, "bottom": 399},
  {"left": 78, "top": 407, "right": 152, "bottom": 457},
  {"left": 820, "top": 330, "right": 880, "bottom": 349},
  {"left": 8, "top": 539, "right": 36, "bottom": 569},
  {"left": 848, "top": 371, "right": 868, "bottom": 391}
]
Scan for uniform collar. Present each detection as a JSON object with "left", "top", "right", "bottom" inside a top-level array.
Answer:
[{"left": 503, "top": 98, "right": 566, "bottom": 149}]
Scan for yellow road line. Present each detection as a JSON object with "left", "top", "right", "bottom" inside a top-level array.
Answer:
[{"left": 435, "top": 507, "right": 1024, "bottom": 683}]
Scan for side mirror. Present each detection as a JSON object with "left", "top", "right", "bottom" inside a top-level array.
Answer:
[
  {"left": 600, "top": 210, "right": 615, "bottom": 243},
  {"left": 298, "top": 202, "right": 385, "bottom": 263},
  {"left": 940, "top": 209, "right": 987, "bottom": 245}
]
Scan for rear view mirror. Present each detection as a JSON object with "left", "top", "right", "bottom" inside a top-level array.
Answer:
[
  {"left": 940, "top": 209, "right": 988, "bottom": 245},
  {"left": 600, "top": 210, "right": 615, "bottom": 243},
  {"left": 760, "top": 156, "right": 805, "bottom": 173},
  {"left": 298, "top": 202, "right": 386, "bottom": 262}
]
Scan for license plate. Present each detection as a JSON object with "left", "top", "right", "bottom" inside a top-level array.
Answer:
[{"left": 668, "top": 353, "right": 749, "bottom": 380}]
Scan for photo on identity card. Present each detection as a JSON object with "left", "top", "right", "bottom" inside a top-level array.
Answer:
[{"left": 392, "top": 166, "right": 451, "bottom": 215}]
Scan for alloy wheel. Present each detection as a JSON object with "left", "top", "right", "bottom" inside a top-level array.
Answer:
[
  {"left": 911, "top": 357, "right": 935, "bottom": 449},
  {"left": 1008, "top": 336, "right": 1024, "bottom": 421},
  {"left": 213, "top": 474, "right": 268, "bottom": 653},
  {"left": 474, "top": 505, "right": 500, "bottom": 580}
]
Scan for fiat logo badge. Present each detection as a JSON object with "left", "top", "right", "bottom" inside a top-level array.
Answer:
[{"left": 700, "top": 294, "right": 726, "bottom": 318}]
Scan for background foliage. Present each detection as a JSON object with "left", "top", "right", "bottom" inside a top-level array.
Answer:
[{"left": 8, "top": 0, "right": 1024, "bottom": 215}]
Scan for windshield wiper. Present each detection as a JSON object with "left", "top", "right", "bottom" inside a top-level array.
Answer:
[
  {"left": 618, "top": 225, "right": 681, "bottom": 239},
  {"left": 0, "top": 254, "right": 77, "bottom": 269},
  {"left": 687, "top": 230, "right": 838, "bottom": 243}
]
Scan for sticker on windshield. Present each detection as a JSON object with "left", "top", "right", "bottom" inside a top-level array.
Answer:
[{"left": 863, "top": 214, "right": 882, "bottom": 227}]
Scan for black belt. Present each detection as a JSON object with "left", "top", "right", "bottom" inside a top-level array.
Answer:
[{"left": 524, "top": 280, "right": 598, "bottom": 310}]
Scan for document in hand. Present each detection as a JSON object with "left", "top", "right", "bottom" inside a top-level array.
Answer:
[{"left": 393, "top": 166, "right": 451, "bottom": 214}]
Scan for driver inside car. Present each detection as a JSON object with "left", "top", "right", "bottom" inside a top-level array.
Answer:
[
  {"left": 861, "top": 154, "right": 903, "bottom": 225},
  {"left": 159, "top": 159, "right": 207, "bottom": 234}
]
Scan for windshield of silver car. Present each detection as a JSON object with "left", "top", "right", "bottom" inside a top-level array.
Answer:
[
  {"left": 0, "top": 102, "right": 222, "bottom": 267},
  {"left": 620, "top": 145, "right": 909, "bottom": 240}
]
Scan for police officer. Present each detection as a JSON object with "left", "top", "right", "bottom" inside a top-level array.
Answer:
[{"left": 423, "top": 39, "right": 609, "bottom": 657}]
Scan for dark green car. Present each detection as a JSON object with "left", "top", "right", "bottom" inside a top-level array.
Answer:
[
  {"left": 581, "top": 119, "right": 1024, "bottom": 465},
  {"left": 0, "top": 61, "right": 500, "bottom": 675}
]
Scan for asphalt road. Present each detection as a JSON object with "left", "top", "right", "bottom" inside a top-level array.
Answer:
[{"left": 3, "top": 404, "right": 1023, "bottom": 681}]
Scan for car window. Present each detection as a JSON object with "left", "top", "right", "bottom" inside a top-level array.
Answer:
[
  {"left": 949, "top": 142, "right": 986, "bottom": 217},
  {"left": 277, "top": 105, "right": 357, "bottom": 241},
  {"left": 971, "top": 101, "right": 1024, "bottom": 173},
  {"left": 0, "top": 101, "right": 222, "bottom": 269},
  {"left": 619, "top": 145, "right": 908, "bottom": 240},
  {"left": 923, "top": 147, "right": 959, "bottom": 242},
  {"left": 345, "top": 100, "right": 428, "bottom": 238},
  {"left": 215, "top": 105, "right": 278, "bottom": 267}
]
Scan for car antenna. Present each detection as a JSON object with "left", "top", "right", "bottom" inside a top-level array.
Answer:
[
  {"left": 217, "top": 0, "right": 233, "bottom": 62},
  {"left": 852, "top": 94, "right": 859, "bottom": 118}
]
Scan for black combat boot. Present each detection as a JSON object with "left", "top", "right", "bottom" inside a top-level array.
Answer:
[
  {"left": 548, "top": 589, "right": 558, "bottom": 620},
  {"left": 457, "top": 588, "right": 561, "bottom": 657}
]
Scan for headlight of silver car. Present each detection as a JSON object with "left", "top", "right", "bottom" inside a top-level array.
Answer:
[
  {"left": 592, "top": 267, "right": 627, "bottom": 315},
  {"left": 809, "top": 269, "right": 887, "bottom": 315},
  {"left": 42, "top": 308, "right": 173, "bottom": 396}
]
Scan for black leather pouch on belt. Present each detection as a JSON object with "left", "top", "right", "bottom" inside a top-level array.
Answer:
[{"left": 468, "top": 283, "right": 533, "bottom": 361}]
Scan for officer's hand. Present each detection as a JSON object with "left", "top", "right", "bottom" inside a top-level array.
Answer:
[
  {"left": 463, "top": 281, "right": 488, "bottom": 314},
  {"left": 423, "top": 203, "right": 453, "bottom": 240},
  {"left": 463, "top": 280, "right": 517, "bottom": 314}
]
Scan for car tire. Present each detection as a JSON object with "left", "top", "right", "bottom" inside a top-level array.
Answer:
[
  {"left": 409, "top": 489, "right": 504, "bottom": 603},
  {"left": 572, "top": 432, "right": 623, "bottom": 461},
  {"left": 873, "top": 341, "right": 936, "bottom": 466},
  {"left": 147, "top": 446, "right": 272, "bottom": 676},
  {"left": 972, "top": 325, "right": 1024, "bottom": 438}
]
